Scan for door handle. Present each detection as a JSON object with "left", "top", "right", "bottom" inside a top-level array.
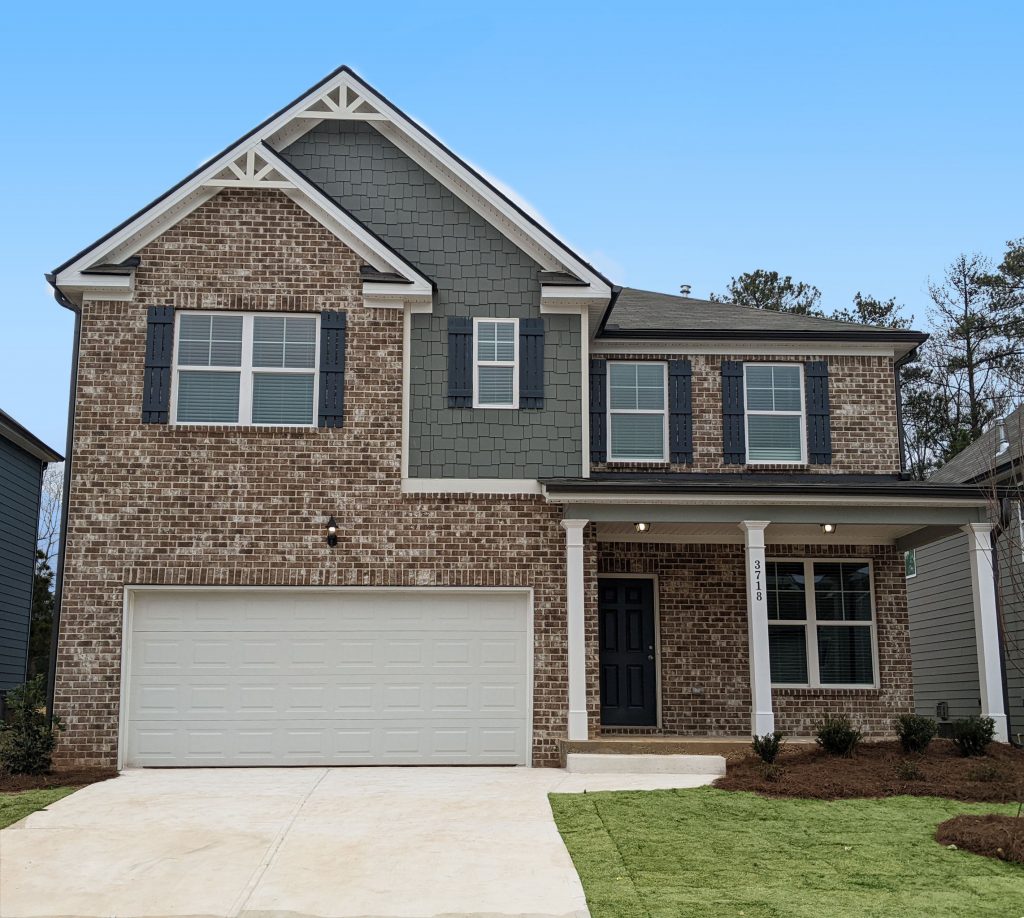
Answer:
[{"left": 647, "top": 654, "right": 654, "bottom": 661}]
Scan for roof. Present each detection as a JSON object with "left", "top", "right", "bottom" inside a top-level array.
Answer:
[
  {"left": 0, "top": 409, "right": 63, "bottom": 463},
  {"left": 599, "top": 288, "right": 929, "bottom": 349},
  {"left": 929, "top": 405, "right": 1024, "bottom": 484},
  {"left": 541, "top": 472, "right": 990, "bottom": 501}
]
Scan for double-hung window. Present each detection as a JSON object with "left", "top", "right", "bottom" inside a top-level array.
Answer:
[
  {"left": 767, "top": 560, "right": 876, "bottom": 687},
  {"left": 473, "top": 318, "right": 518, "bottom": 408},
  {"left": 608, "top": 362, "right": 668, "bottom": 461},
  {"left": 173, "top": 312, "right": 319, "bottom": 426},
  {"left": 744, "top": 364, "right": 805, "bottom": 463}
]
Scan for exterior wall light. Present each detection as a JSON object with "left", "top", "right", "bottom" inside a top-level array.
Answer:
[
  {"left": 634, "top": 522, "right": 651, "bottom": 533},
  {"left": 821, "top": 523, "right": 837, "bottom": 534},
  {"left": 326, "top": 515, "right": 338, "bottom": 547}
]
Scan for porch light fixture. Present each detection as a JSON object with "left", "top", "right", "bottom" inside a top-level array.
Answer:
[
  {"left": 821, "top": 523, "right": 837, "bottom": 534},
  {"left": 634, "top": 522, "right": 651, "bottom": 533},
  {"left": 326, "top": 515, "right": 339, "bottom": 547}
]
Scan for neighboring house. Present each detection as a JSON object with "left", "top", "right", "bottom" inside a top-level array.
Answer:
[
  {"left": 45, "top": 67, "right": 1008, "bottom": 770},
  {"left": 907, "top": 408, "right": 1024, "bottom": 742},
  {"left": 0, "top": 409, "right": 62, "bottom": 693}
]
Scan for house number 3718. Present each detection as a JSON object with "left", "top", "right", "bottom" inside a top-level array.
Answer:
[{"left": 753, "top": 558, "right": 763, "bottom": 602}]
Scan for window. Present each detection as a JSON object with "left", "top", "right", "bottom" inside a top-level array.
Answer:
[
  {"left": 473, "top": 318, "right": 518, "bottom": 408},
  {"left": 744, "top": 364, "right": 805, "bottom": 463},
  {"left": 767, "top": 560, "right": 876, "bottom": 687},
  {"left": 608, "top": 362, "right": 667, "bottom": 461},
  {"left": 173, "top": 313, "right": 319, "bottom": 426},
  {"left": 904, "top": 549, "right": 917, "bottom": 579}
]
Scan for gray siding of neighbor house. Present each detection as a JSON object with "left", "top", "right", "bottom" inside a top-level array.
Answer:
[
  {"left": 282, "top": 121, "right": 583, "bottom": 479},
  {"left": 907, "top": 531, "right": 1024, "bottom": 736},
  {"left": 0, "top": 437, "right": 42, "bottom": 691}
]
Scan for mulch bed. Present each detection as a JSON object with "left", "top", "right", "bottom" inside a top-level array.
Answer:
[
  {"left": 0, "top": 767, "right": 118, "bottom": 793},
  {"left": 936, "top": 813, "right": 1024, "bottom": 864},
  {"left": 714, "top": 739, "right": 1024, "bottom": 802}
]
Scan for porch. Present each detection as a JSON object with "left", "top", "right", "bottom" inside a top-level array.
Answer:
[{"left": 544, "top": 474, "right": 1009, "bottom": 746}]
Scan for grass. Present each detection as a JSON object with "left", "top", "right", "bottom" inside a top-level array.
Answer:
[
  {"left": 550, "top": 787, "right": 1023, "bottom": 917},
  {"left": 0, "top": 787, "right": 76, "bottom": 829}
]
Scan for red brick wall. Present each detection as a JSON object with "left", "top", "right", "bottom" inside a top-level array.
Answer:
[
  {"left": 54, "top": 189, "right": 573, "bottom": 767},
  {"left": 596, "top": 540, "right": 913, "bottom": 736},
  {"left": 591, "top": 352, "right": 900, "bottom": 475}
]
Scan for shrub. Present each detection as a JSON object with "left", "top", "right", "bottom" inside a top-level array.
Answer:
[
  {"left": 966, "top": 762, "right": 1003, "bottom": 783},
  {"left": 814, "top": 714, "right": 863, "bottom": 757},
  {"left": 894, "top": 758, "right": 923, "bottom": 781},
  {"left": 894, "top": 714, "right": 937, "bottom": 754},
  {"left": 760, "top": 762, "right": 784, "bottom": 783},
  {"left": 751, "top": 732, "right": 784, "bottom": 764},
  {"left": 951, "top": 716, "right": 996, "bottom": 757},
  {"left": 0, "top": 676, "right": 63, "bottom": 775}
]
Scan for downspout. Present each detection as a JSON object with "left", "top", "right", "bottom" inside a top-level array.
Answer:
[
  {"left": 990, "top": 501, "right": 1021, "bottom": 746},
  {"left": 44, "top": 278, "right": 80, "bottom": 724}
]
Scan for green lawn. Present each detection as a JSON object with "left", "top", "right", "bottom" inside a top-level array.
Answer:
[
  {"left": 0, "top": 787, "right": 76, "bottom": 829},
  {"left": 550, "top": 787, "right": 1023, "bottom": 918}
]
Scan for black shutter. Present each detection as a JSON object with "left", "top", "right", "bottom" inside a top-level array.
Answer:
[
  {"left": 668, "top": 359, "right": 693, "bottom": 464},
  {"left": 142, "top": 305, "right": 174, "bottom": 423},
  {"left": 318, "top": 310, "right": 346, "bottom": 428},
  {"left": 722, "top": 361, "right": 746, "bottom": 465},
  {"left": 589, "top": 358, "right": 607, "bottom": 463},
  {"left": 447, "top": 317, "right": 473, "bottom": 408},
  {"left": 805, "top": 360, "right": 833, "bottom": 464},
  {"left": 519, "top": 318, "right": 545, "bottom": 408}
]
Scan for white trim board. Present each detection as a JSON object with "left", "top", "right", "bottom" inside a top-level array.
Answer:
[
  {"left": 401, "top": 478, "right": 542, "bottom": 495},
  {"left": 590, "top": 341, "right": 902, "bottom": 358}
]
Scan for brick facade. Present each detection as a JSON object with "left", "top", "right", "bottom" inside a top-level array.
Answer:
[
  {"left": 591, "top": 351, "right": 900, "bottom": 474},
  {"left": 595, "top": 540, "right": 913, "bottom": 736}
]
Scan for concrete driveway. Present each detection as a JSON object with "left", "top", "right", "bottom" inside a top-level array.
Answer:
[{"left": 1, "top": 766, "right": 715, "bottom": 918}]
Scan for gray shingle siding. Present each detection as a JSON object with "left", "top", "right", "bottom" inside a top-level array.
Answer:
[
  {"left": 282, "top": 121, "right": 582, "bottom": 478},
  {"left": 0, "top": 437, "right": 42, "bottom": 691}
]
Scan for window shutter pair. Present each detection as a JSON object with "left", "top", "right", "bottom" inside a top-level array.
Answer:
[
  {"left": 141, "top": 307, "right": 347, "bottom": 427},
  {"left": 721, "top": 360, "right": 832, "bottom": 464},
  {"left": 446, "top": 316, "right": 545, "bottom": 408},
  {"left": 588, "top": 359, "right": 692, "bottom": 463}
]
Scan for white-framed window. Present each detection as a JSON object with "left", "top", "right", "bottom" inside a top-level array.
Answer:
[
  {"left": 744, "top": 363, "right": 806, "bottom": 463},
  {"left": 171, "top": 312, "right": 320, "bottom": 426},
  {"left": 607, "top": 362, "right": 668, "bottom": 462},
  {"left": 904, "top": 549, "right": 917, "bottom": 579},
  {"left": 473, "top": 317, "right": 519, "bottom": 409},
  {"left": 766, "top": 559, "right": 877, "bottom": 688}
]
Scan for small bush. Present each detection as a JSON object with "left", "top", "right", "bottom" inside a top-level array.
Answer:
[
  {"left": 966, "top": 762, "right": 1003, "bottom": 783},
  {"left": 814, "top": 714, "right": 863, "bottom": 757},
  {"left": 894, "top": 714, "right": 937, "bottom": 754},
  {"left": 760, "top": 762, "right": 784, "bottom": 783},
  {"left": 894, "top": 758, "right": 923, "bottom": 781},
  {"left": 951, "top": 716, "right": 996, "bottom": 757},
  {"left": 751, "top": 732, "right": 784, "bottom": 764},
  {"left": 0, "top": 676, "right": 62, "bottom": 775}
]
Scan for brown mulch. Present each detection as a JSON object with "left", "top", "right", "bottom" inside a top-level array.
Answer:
[
  {"left": 714, "top": 739, "right": 1024, "bottom": 802},
  {"left": 0, "top": 767, "right": 118, "bottom": 793},
  {"left": 936, "top": 813, "right": 1024, "bottom": 864}
]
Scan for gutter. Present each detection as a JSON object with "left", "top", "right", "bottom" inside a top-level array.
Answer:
[{"left": 43, "top": 277, "right": 80, "bottom": 724}]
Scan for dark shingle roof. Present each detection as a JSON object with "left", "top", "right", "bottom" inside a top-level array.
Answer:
[
  {"left": 0, "top": 409, "right": 63, "bottom": 463},
  {"left": 929, "top": 405, "right": 1024, "bottom": 484},
  {"left": 600, "top": 288, "right": 928, "bottom": 348}
]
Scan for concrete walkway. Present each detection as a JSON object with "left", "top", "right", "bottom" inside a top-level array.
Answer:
[{"left": 0, "top": 766, "right": 718, "bottom": 918}]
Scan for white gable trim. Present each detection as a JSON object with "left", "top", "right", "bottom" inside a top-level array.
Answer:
[{"left": 52, "top": 67, "right": 610, "bottom": 307}]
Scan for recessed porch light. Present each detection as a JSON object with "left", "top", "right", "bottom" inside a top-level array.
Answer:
[
  {"left": 634, "top": 522, "right": 651, "bottom": 533},
  {"left": 821, "top": 523, "right": 837, "bottom": 534}
]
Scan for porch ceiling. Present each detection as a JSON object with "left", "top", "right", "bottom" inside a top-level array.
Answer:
[{"left": 595, "top": 520, "right": 928, "bottom": 547}]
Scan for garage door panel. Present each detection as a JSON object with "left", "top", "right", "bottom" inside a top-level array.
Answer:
[{"left": 126, "top": 590, "right": 529, "bottom": 766}]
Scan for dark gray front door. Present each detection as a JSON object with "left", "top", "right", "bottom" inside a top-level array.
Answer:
[{"left": 598, "top": 578, "right": 657, "bottom": 726}]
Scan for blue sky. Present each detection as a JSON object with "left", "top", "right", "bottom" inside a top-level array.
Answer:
[{"left": 2, "top": 1, "right": 1021, "bottom": 449}]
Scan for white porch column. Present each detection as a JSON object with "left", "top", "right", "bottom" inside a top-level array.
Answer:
[
  {"left": 561, "top": 519, "right": 589, "bottom": 741},
  {"left": 963, "top": 522, "right": 1009, "bottom": 742},
  {"left": 740, "top": 520, "right": 775, "bottom": 737}
]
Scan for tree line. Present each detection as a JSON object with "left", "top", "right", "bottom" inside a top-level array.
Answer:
[{"left": 705, "top": 237, "right": 1024, "bottom": 478}]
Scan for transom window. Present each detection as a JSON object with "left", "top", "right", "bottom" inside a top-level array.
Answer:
[
  {"left": 608, "top": 362, "right": 667, "bottom": 462},
  {"left": 173, "top": 312, "right": 319, "bottom": 426},
  {"left": 473, "top": 318, "right": 519, "bottom": 408},
  {"left": 744, "top": 364, "right": 805, "bottom": 463},
  {"left": 767, "top": 560, "right": 876, "bottom": 687}
]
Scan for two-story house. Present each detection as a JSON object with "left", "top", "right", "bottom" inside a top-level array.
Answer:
[{"left": 45, "top": 67, "right": 1007, "bottom": 770}]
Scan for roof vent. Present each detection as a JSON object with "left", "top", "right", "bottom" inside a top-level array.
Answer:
[
  {"left": 996, "top": 418, "right": 1010, "bottom": 457},
  {"left": 679, "top": 284, "right": 692, "bottom": 297}
]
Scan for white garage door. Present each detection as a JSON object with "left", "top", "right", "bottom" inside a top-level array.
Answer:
[{"left": 124, "top": 589, "right": 530, "bottom": 767}]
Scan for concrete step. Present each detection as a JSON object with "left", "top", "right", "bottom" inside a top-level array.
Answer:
[{"left": 565, "top": 752, "right": 727, "bottom": 775}]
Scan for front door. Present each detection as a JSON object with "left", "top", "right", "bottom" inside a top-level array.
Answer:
[{"left": 598, "top": 578, "right": 657, "bottom": 726}]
